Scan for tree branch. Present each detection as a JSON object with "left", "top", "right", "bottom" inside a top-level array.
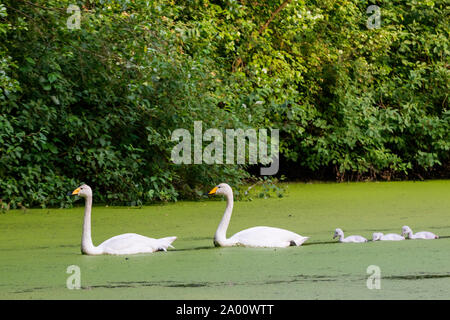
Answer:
[{"left": 259, "top": 0, "right": 292, "bottom": 34}]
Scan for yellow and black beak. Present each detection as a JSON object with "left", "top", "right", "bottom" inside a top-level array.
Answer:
[
  {"left": 208, "top": 186, "right": 218, "bottom": 195},
  {"left": 68, "top": 187, "right": 81, "bottom": 196}
]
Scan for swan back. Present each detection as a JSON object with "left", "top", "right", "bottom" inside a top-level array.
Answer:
[
  {"left": 410, "top": 231, "right": 438, "bottom": 240},
  {"left": 98, "top": 234, "right": 177, "bottom": 254},
  {"left": 373, "top": 232, "right": 405, "bottom": 241},
  {"left": 342, "top": 235, "right": 368, "bottom": 243},
  {"left": 229, "top": 226, "right": 309, "bottom": 248},
  {"left": 382, "top": 233, "right": 405, "bottom": 241}
]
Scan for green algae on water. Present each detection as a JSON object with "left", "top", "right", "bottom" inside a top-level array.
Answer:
[{"left": 1, "top": 180, "right": 449, "bottom": 299}]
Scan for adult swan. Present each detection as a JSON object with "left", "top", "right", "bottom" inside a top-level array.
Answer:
[
  {"left": 70, "top": 184, "right": 177, "bottom": 255},
  {"left": 208, "top": 183, "right": 309, "bottom": 248}
]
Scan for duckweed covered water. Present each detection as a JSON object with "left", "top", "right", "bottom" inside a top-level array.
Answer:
[{"left": 1, "top": 181, "right": 449, "bottom": 299}]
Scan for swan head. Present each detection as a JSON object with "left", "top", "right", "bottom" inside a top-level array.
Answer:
[
  {"left": 208, "top": 183, "right": 232, "bottom": 196},
  {"left": 333, "top": 228, "right": 343, "bottom": 239},
  {"left": 70, "top": 184, "right": 92, "bottom": 198},
  {"left": 372, "top": 232, "right": 383, "bottom": 241},
  {"left": 401, "top": 225, "right": 412, "bottom": 236}
]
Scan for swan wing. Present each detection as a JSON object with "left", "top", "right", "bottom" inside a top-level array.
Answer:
[
  {"left": 343, "top": 235, "right": 367, "bottom": 243},
  {"left": 229, "top": 226, "right": 309, "bottom": 248},
  {"left": 382, "top": 233, "right": 405, "bottom": 241},
  {"left": 98, "top": 233, "right": 176, "bottom": 255},
  {"left": 413, "top": 231, "right": 437, "bottom": 239}
]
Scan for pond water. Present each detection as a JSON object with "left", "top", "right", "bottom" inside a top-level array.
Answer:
[{"left": 1, "top": 181, "right": 449, "bottom": 299}]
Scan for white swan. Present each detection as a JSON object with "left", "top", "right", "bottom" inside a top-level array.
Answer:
[
  {"left": 333, "top": 228, "right": 367, "bottom": 243},
  {"left": 372, "top": 232, "right": 405, "bottom": 241},
  {"left": 70, "top": 184, "right": 177, "bottom": 255},
  {"left": 401, "top": 226, "right": 438, "bottom": 240},
  {"left": 208, "top": 183, "right": 309, "bottom": 248}
]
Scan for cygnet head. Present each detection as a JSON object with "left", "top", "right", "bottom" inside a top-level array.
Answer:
[
  {"left": 70, "top": 184, "right": 92, "bottom": 198},
  {"left": 333, "top": 228, "right": 343, "bottom": 239},
  {"left": 208, "top": 183, "right": 233, "bottom": 197},
  {"left": 372, "top": 232, "right": 383, "bottom": 241},
  {"left": 401, "top": 226, "right": 412, "bottom": 236}
]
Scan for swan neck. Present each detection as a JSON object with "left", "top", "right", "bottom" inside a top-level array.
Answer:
[
  {"left": 214, "top": 191, "right": 234, "bottom": 246},
  {"left": 81, "top": 195, "right": 100, "bottom": 254}
]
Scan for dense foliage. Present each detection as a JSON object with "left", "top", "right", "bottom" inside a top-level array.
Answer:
[{"left": 0, "top": 0, "right": 448, "bottom": 208}]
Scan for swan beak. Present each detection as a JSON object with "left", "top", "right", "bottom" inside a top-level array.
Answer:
[
  {"left": 208, "top": 186, "right": 218, "bottom": 195},
  {"left": 70, "top": 187, "right": 81, "bottom": 196}
]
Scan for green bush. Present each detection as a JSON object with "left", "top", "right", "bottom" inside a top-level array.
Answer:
[
  {"left": 0, "top": 0, "right": 448, "bottom": 208},
  {"left": 0, "top": 0, "right": 248, "bottom": 208},
  {"left": 179, "top": 0, "right": 449, "bottom": 180}
]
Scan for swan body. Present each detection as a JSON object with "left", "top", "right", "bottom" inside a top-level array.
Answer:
[
  {"left": 401, "top": 226, "right": 438, "bottom": 240},
  {"left": 70, "top": 185, "right": 176, "bottom": 255},
  {"left": 94, "top": 233, "right": 177, "bottom": 255},
  {"left": 333, "top": 228, "right": 367, "bottom": 243},
  {"left": 222, "top": 226, "right": 308, "bottom": 248},
  {"left": 208, "top": 183, "right": 309, "bottom": 248},
  {"left": 372, "top": 232, "right": 405, "bottom": 241}
]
